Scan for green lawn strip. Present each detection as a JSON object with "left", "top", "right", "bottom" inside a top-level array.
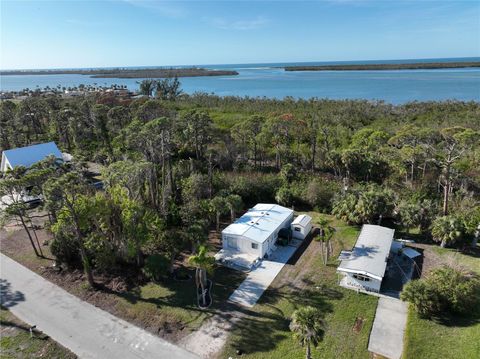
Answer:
[
  {"left": 403, "top": 306, "right": 480, "bottom": 359},
  {"left": 221, "top": 215, "right": 377, "bottom": 358},
  {"left": 114, "top": 265, "right": 246, "bottom": 335},
  {"left": 430, "top": 246, "right": 480, "bottom": 274},
  {"left": 0, "top": 307, "right": 76, "bottom": 359},
  {"left": 403, "top": 244, "right": 480, "bottom": 359}
]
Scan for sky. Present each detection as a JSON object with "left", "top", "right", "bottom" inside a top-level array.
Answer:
[{"left": 1, "top": 0, "right": 479, "bottom": 69}]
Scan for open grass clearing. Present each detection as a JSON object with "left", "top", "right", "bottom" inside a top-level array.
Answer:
[
  {"left": 403, "top": 306, "right": 480, "bottom": 359},
  {"left": 0, "top": 307, "right": 76, "bottom": 359}
]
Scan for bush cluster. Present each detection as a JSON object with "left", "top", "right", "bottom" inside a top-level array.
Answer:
[{"left": 401, "top": 267, "right": 480, "bottom": 318}]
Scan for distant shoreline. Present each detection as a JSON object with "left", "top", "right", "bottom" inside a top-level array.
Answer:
[
  {"left": 284, "top": 61, "right": 480, "bottom": 71},
  {"left": 0, "top": 67, "right": 239, "bottom": 78}
]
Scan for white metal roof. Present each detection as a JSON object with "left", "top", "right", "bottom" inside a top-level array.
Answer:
[
  {"left": 292, "top": 214, "right": 312, "bottom": 227},
  {"left": 401, "top": 247, "right": 421, "bottom": 259},
  {"left": 222, "top": 203, "right": 293, "bottom": 244},
  {"left": 337, "top": 224, "right": 394, "bottom": 281}
]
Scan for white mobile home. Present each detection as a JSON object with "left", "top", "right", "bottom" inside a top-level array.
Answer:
[
  {"left": 291, "top": 214, "right": 312, "bottom": 240},
  {"left": 337, "top": 225, "right": 394, "bottom": 294},
  {"left": 215, "top": 204, "right": 294, "bottom": 268}
]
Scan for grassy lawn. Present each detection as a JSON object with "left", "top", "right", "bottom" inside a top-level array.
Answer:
[
  {"left": 403, "top": 307, "right": 480, "bottom": 359},
  {"left": 0, "top": 307, "right": 76, "bottom": 359},
  {"left": 430, "top": 246, "right": 480, "bottom": 274},
  {"left": 221, "top": 213, "right": 379, "bottom": 359},
  {"left": 112, "top": 265, "right": 246, "bottom": 339},
  {"left": 403, "top": 240, "right": 480, "bottom": 359}
]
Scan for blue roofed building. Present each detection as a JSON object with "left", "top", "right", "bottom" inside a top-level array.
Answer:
[{"left": 1, "top": 142, "right": 63, "bottom": 172}]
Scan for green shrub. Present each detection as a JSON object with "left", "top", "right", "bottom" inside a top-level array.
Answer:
[
  {"left": 400, "top": 279, "right": 442, "bottom": 317},
  {"left": 275, "top": 186, "right": 294, "bottom": 207},
  {"left": 401, "top": 266, "right": 480, "bottom": 318},
  {"left": 227, "top": 173, "right": 282, "bottom": 206},
  {"left": 143, "top": 254, "right": 170, "bottom": 281},
  {"left": 305, "top": 178, "right": 339, "bottom": 212},
  {"left": 50, "top": 230, "right": 80, "bottom": 267},
  {"left": 331, "top": 184, "right": 395, "bottom": 224}
]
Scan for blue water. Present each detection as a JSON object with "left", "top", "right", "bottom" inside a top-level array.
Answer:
[{"left": 1, "top": 58, "right": 479, "bottom": 104}]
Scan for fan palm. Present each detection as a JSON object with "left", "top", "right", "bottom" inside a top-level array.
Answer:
[
  {"left": 290, "top": 306, "right": 324, "bottom": 359},
  {"left": 431, "top": 215, "right": 464, "bottom": 248},
  {"left": 188, "top": 245, "right": 215, "bottom": 307},
  {"left": 226, "top": 194, "right": 243, "bottom": 222}
]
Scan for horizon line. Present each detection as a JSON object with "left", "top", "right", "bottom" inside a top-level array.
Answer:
[{"left": 1, "top": 56, "right": 479, "bottom": 72}]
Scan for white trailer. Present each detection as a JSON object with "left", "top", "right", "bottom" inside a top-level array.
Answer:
[
  {"left": 291, "top": 214, "right": 312, "bottom": 240},
  {"left": 337, "top": 225, "right": 394, "bottom": 294},
  {"left": 216, "top": 204, "right": 294, "bottom": 269}
]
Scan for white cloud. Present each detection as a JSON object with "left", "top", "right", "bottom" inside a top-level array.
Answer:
[
  {"left": 65, "top": 19, "right": 97, "bottom": 26},
  {"left": 209, "top": 16, "right": 270, "bottom": 30},
  {"left": 122, "top": 0, "right": 187, "bottom": 18}
]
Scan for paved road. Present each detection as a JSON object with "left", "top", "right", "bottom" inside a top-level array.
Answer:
[
  {"left": 228, "top": 244, "right": 298, "bottom": 307},
  {"left": 368, "top": 296, "right": 408, "bottom": 359},
  {"left": 0, "top": 253, "right": 199, "bottom": 359}
]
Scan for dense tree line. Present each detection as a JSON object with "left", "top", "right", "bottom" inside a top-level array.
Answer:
[{"left": 1, "top": 89, "right": 479, "bottom": 290}]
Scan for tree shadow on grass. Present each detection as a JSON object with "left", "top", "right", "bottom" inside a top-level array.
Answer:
[
  {"left": 97, "top": 265, "right": 245, "bottom": 317},
  {"left": 0, "top": 305, "right": 49, "bottom": 341},
  {"left": 431, "top": 308, "right": 480, "bottom": 328},
  {"left": 223, "top": 284, "right": 342, "bottom": 355},
  {"left": 458, "top": 245, "right": 480, "bottom": 259}
]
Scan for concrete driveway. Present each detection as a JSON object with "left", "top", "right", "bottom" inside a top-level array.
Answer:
[
  {"left": 228, "top": 243, "right": 299, "bottom": 307},
  {"left": 180, "top": 243, "right": 302, "bottom": 357},
  {"left": 0, "top": 253, "right": 198, "bottom": 359},
  {"left": 368, "top": 296, "right": 408, "bottom": 359}
]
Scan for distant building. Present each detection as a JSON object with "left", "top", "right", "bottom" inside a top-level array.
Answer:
[{"left": 1, "top": 142, "right": 63, "bottom": 172}]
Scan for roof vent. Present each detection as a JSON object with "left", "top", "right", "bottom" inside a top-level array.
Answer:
[{"left": 256, "top": 223, "right": 260, "bottom": 225}]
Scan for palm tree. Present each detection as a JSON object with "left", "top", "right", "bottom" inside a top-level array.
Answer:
[
  {"left": 210, "top": 196, "right": 228, "bottom": 232},
  {"left": 226, "top": 194, "right": 243, "bottom": 222},
  {"left": 431, "top": 215, "right": 464, "bottom": 248},
  {"left": 185, "top": 220, "right": 208, "bottom": 253},
  {"left": 188, "top": 245, "right": 215, "bottom": 308},
  {"left": 316, "top": 216, "right": 335, "bottom": 265},
  {"left": 290, "top": 306, "right": 324, "bottom": 359},
  {"left": 138, "top": 79, "right": 156, "bottom": 97}
]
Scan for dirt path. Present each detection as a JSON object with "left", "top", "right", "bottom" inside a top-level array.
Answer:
[{"left": 178, "top": 309, "right": 239, "bottom": 359}]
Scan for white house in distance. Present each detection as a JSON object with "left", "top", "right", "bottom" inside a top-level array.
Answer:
[
  {"left": 337, "top": 224, "right": 395, "bottom": 294},
  {"left": 215, "top": 203, "right": 294, "bottom": 269},
  {"left": 1, "top": 142, "right": 64, "bottom": 172},
  {"left": 291, "top": 214, "right": 313, "bottom": 240}
]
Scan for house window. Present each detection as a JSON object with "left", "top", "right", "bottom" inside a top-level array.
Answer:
[
  {"left": 251, "top": 242, "right": 258, "bottom": 249},
  {"left": 294, "top": 227, "right": 301, "bottom": 232},
  {"left": 353, "top": 274, "right": 370, "bottom": 282}
]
